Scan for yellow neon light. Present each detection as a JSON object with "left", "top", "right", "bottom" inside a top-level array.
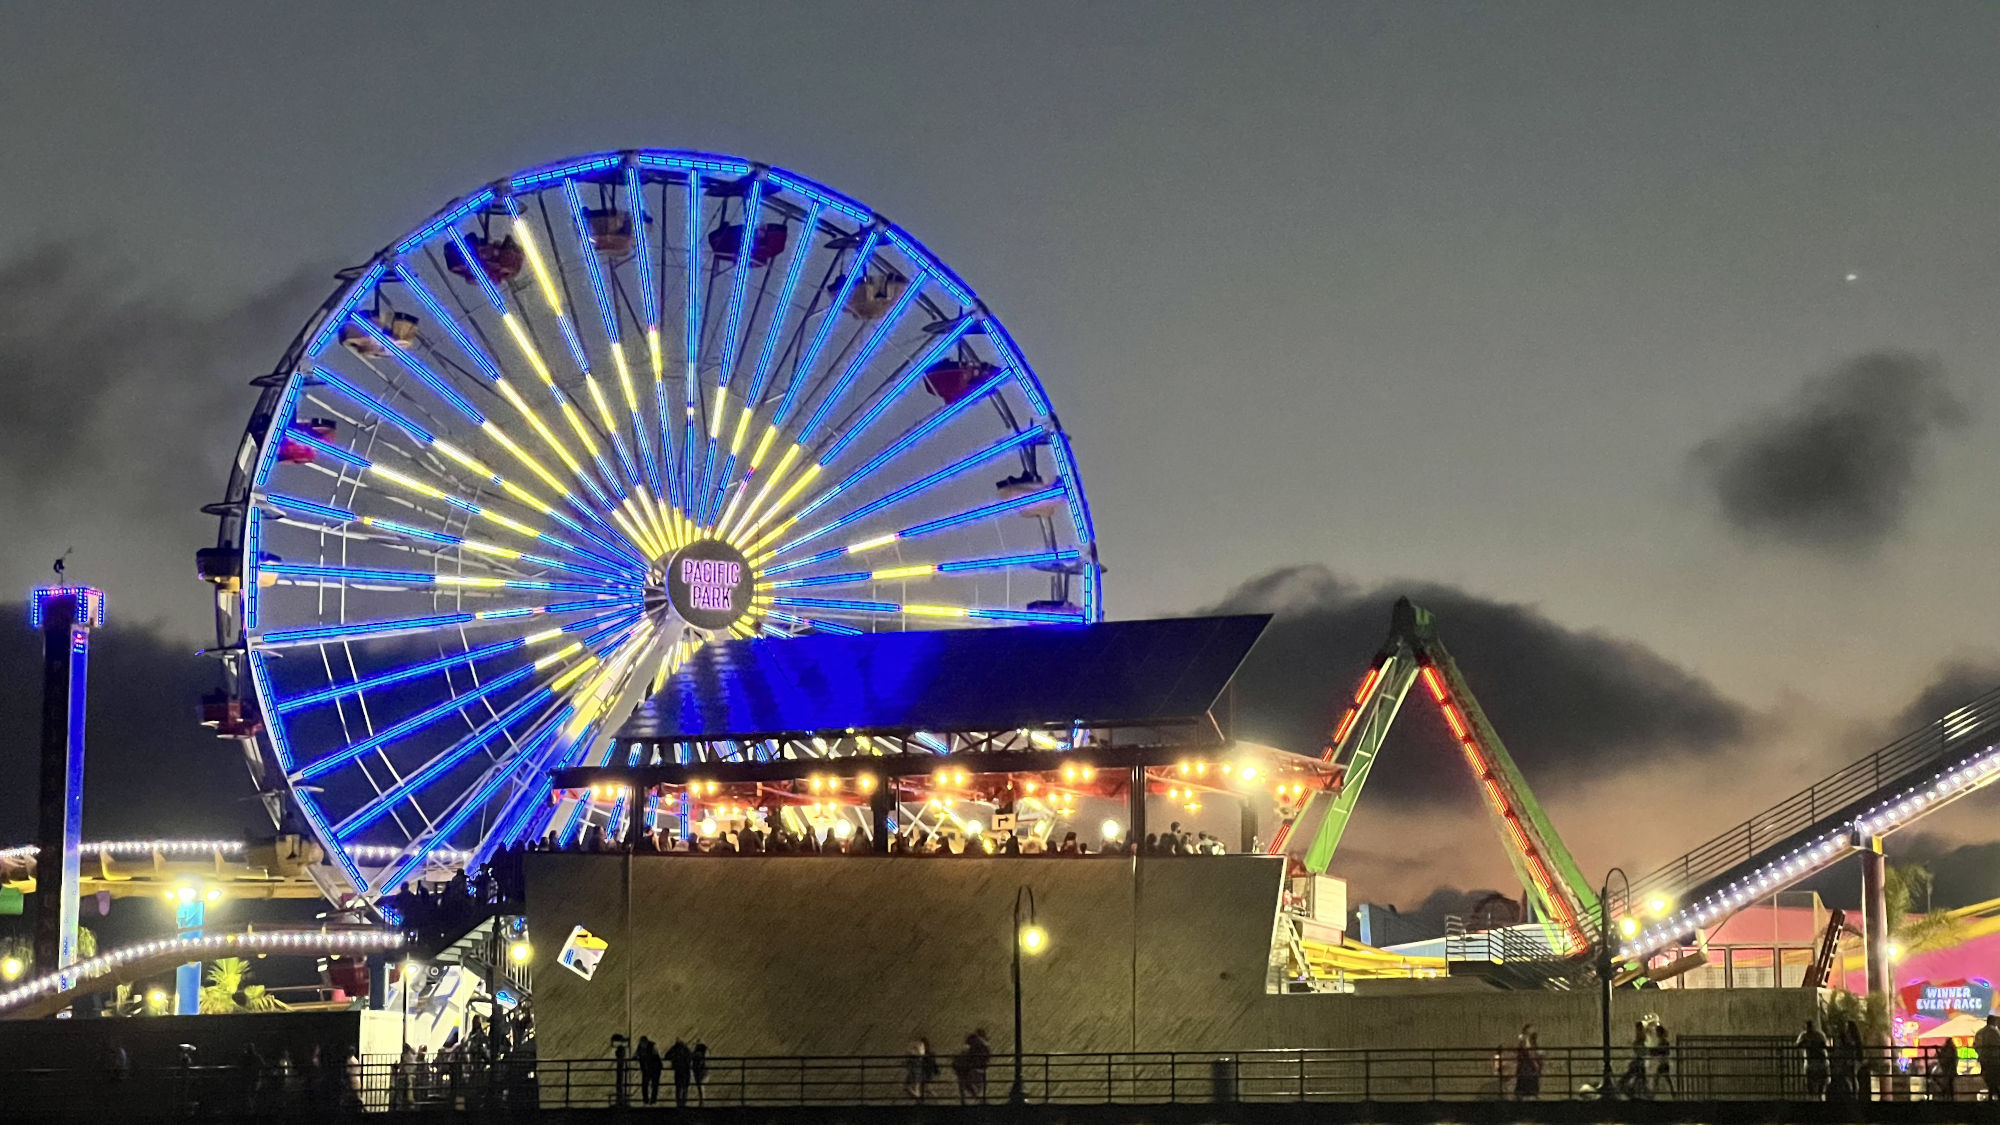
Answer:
[
  {"left": 710, "top": 390, "right": 729, "bottom": 439},
  {"left": 368, "top": 464, "right": 445, "bottom": 500},
  {"left": 584, "top": 376, "right": 619, "bottom": 435},
  {"left": 524, "top": 627, "right": 565, "bottom": 644},
  {"left": 847, "top": 533, "right": 898, "bottom": 554},
  {"left": 499, "top": 480, "right": 554, "bottom": 515},
  {"left": 726, "top": 441, "right": 801, "bottom": 540},
  {"left": 494, "top": 379, "right": 585, "bottom": 477},
  {"left": 481, "top": 420, "right": 570, "bottom": 495},
  {"left": 647, "top": 327, "right": 663, "bottom": 379},
  {"left": 550, "top": 656, "right": 598, "bottom": 692},
  {"left": 903, "top": 605, "right": 968, "bottom": 618},
  {"left": 730, "top": 405, "right": 753, "bottom": 455},
  {"left": 749, "top": 423, "right": 779, "bottom": 468},
  {"left": 431, "top": 440, "right": 499, "bottom": 482},
  {"left": 873, "top": 564, "right": 935, "bottom": 581},
  {"left": 499, "top": 315, "right": 555, "bottom": 384},
  {"left": 511, "top": 221, "right": 566, "bottom": 317},
  {"left": 556, "top": 401, "right": 602, "bottom": 459},
  {"left": 459, "top": 539, "right": 523, "bottom": 561},
  {"left": 535, "top": 642, "right": 584, "bottom": 668},
  {"left": 435, "top": 575, "right": 506, "bottom": 588},
  {"left": 611, "top": 344, "right": 638, "bottom": 411},
  {"left": 714, "top": 491, "right": 748, "bottom": 544},
  {"left": 479, "top": 509, "right": 539, "bottom": 538}
]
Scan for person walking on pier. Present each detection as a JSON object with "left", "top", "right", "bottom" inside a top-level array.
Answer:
[
  {"left": 665, "top": 1039, "right": 694, "bottom": 1108},
  {"left": 692, "top": 1041, "right": 709, "bottom": 1105},
  {"left": 1619, "top": 1021, "right": 1650, "bottom": 1097},
  {"left": 905, "top": 1037, "right": 938, "bottom": 1102},
  {"left": 1975, "top": 1015, "right": 2000, "bottom": 1100},
  {"left": 634, "top": 1036, "right": 662, "bottom": 1106},
  {"left": 1795, "top": 1019, "right": 1828, "bottom": 1100},
  {"left": 1512, "top": 1027, "right": 1542, "bottom": 1099}
]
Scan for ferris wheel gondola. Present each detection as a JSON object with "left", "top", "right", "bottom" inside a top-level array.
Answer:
[{"left": 201, "top": 150, "right": 1101, "bottom": 905}]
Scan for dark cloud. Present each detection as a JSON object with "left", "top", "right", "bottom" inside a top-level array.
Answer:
[
  {"left": 1689, "top": 351, "right": 1969, "bottom": 555},
  {"left": 1887, "top": 657, "right": 2000, "bottom": 734},
  {"left": 1207, "top": 565, "right": 1749, "bottom": 802},
  {"left": 0, "top": 622, "right": 266, "bottom": 845},
  {"left": 0, "top": 243, "right": 331, "bottom": 639}
]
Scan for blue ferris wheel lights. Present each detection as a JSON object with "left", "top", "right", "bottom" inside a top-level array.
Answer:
[
  {"left": 560, "top": 179, "right": 622, "bottom": 344},
  {"left": 775, "top": 228, "right": 884, "bottom": 429},
  {"left": 966, "top": 607, "right": 1089, "bottom": 624},
  {"left": 279, "top": 426, "right": 367, "bottom": 470},
  {"left": 938, "top": 548, "right": 1080, "bottom": 574},
  {"left": 392, "top": 188, "right": 495, "bottom": 256},
  {"left": 762, "top": 547, "right": 845, "bottom": 578},
  {"left": 510, "top": 154, "right": 621, "bottom": 192},
  {"left": 392, "top": 264, "right": 504, "bottom": 384},
  {"left": 624, "top": 164, "right": 660, "bottom": 332},
  {"left": 303, "top": 665, "right": 540, "bottom": 787},
  {"left": 277, "top": 635, "right": 530, "bottom": 715},
  {"left": 900, "top": 483, "right": 1068, "bottom": 541},
  {"left": 337, "top": 684, "right": 559, "bottom": 838},
  {"left": 635, "top": 151, "right": 752, "bottom": 177},
  {"left": 715, "top": 177, "right": 765, "bottom": 390},
  {"left": 785, "top": 428, "right": 1043, "bottom": 554},
  {"left": 446, "top": 229, "right": 510, "bottom": 315},
  {"left": 798, "top": 274, "right": 929, "bottom": 445},
  {"left": 308, "top": 361, "right": 438, "bottom": 444},
  {"left": 807, "top": 364, "right": 1016, "bottom": 521},
  {"left": 263, "top": 493, "right": 357, "bottom": 526},
  {"left": 742, "top": 200, "right": 826, "bottom": 404},
  {"left": 345, "top": 315, "right": 486, "bottom": 425},
  {"left": 303, "top": 263, "right": 383, "bottom": 359},
  {"left": 683, "top": 168, "right": 703, "bottom": 393},
  {"left": 764, "top": 169, "right": 869, "bottom": 224},
  {"left": 817, "top": 315, "right": 977, "bottom": 468},
  {"left": 260, "top": 611, "right": 474, "bottom": 646}
]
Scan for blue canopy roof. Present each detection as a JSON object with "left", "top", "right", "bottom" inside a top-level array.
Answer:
[{"left": 615, "top": 615, "right": 1270, "bottom": 742}]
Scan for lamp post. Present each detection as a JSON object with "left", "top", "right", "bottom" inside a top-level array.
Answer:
[
  {"left": 1596, "top": 867, "right": 1632, "bottom": 1097},
  {"left": 1009, "top": 886, "right": 1047, "bottom": 1105}
]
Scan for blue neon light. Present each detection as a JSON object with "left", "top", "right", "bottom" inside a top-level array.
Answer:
[
  {"left": 306, "top": 362, "right": 438, "bottom": 444},
  {"left": 379, "top": 709, "right": 571, "bottom": 892},
  {"left": 774, "top": 229, "right": 883, "bottom": 428},
  {"left": 716, "top": 177, "right": 764, "bottom": 389},
  {"left": 302, "top": 665, "right": 538, "bottom": 786},
  {"left": 347, "top": 314, "right": 487, "bottom": 425},
  {"left": 392, "top": 264, "right": 504, "bottom": 383},
  {"left": 967, "top": 607, "right": 1088, "bottom": 624},
  {"left": 335, "top": 684, "right": 557, "bottom": 835},
  {"left": 781, "top": 427, "right": 1042, "bottom": 554},
  {"left": 761, "top": 547, "right": 844, "bottom": 577},
  {"left": 683, "top": 167, "right": 703, "bottom": 391},
  {"left": 562, "top": 179, "right": 622, "bottom": 344},
  {"left": 277, "top": 637, "right": 529, "bottom": 714},
  {"left": 899, "top": 484, "right": 1066, "bottom": 541},
  {"left": 742, "top": 201, "right": 827, "bottom": 403},
  {"left": 510, "top": 155, "right": 621, "bottom": 191},
  {"left": 303, "top": 264, "right": 385, "bottom": 360},
  {"left": 447, "top": 229, "right": 509, "bottom": 314},
  {"left": 765, "top": 571, "right": 867, "bottom": 589},
  {"left": 263, "top": 493, "right": 357, "bottom": 526},
  {"left": 765, "top": 170, "right": 871, "bottom": 224},
  {"left": 815, "top": 315, "right": 974, "bottom": 467},
  {"left": 264, "top": 562, "right": 433, "bottom": 585},
  {"left": 260, "top": 611, "right": 473, "bottom": 646},
  {"left": 636, "top": 151, "right": 752, "bottom": 176},
  {"left": 800, "top": 366, "right": 1012, "bottom": 521},
  {"left": 770, "top": 597, "right": 896, "bottom": 613},
  {"left": 937, "top": 549, "right": 1079, "bottom": 573},
  {"left": 885, "top": 228, "right": 973, "bottom": 308},
  {"left": 798, "top": 270, "right": 928, "bottom": 444},
  {"left": 392, "top": 188, "right": 497, "bottom": 256},
  {"left": 280, "top": 426, "right": 369, "bottom": 470},
  {"left": 626, "top": 164, "right": 660, "bottom": 330}
]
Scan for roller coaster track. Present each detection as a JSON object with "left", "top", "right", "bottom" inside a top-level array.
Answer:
[{"left": 1616, "top": 684, "right": 2000, "bottom": 960}]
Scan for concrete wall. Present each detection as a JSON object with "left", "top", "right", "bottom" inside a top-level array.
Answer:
[{"left": 525, "top": 854, "right": 1815, "bottom": 1063}]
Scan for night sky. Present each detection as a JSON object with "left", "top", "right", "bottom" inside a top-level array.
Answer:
[{"left": 2, "top": 2, "right": 1998, "bottom": 911}]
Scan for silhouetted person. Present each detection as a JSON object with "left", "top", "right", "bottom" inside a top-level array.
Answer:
[
  {"left": 1796, "top": 1020, "right": 1828, "bottom": 1100},
  {"left": 665, "top": 1038, "right": 694, "bottom": 1107},
  {"left": 1975, "top": 1015, "right": 2000, "bottom": 1100},
  {"left": 1929, "top": 1039, "right": 1957, "bottom": 1101},
  {"left": 692, "top": 1042, "right": 709, "bottom": 1104},
  {"left": 1831, "top": 1019, "right": 1862, "bottom": 1100},
  {"left": 1512, "top": 1027, "right": 1541, "bottom": 1099},
  {"left": 1619, "top": 1021, "right": 1649, "bottom": 1097},
  {"left": 635, "top": 1036, "right": 663, "bottom": 1105}
]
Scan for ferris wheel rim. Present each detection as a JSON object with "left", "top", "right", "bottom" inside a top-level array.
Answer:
[{"left": 209, "top": 148, "right": 1104, "bottom": 904}]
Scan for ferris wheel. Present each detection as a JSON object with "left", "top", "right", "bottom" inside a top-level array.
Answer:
[{"left": 201, "top": 150, "right": 1101, "bottom": 904}]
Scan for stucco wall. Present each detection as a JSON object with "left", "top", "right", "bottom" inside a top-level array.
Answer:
[{"left": 525, "top": 854, "right": 1815, "bottom": 1064}]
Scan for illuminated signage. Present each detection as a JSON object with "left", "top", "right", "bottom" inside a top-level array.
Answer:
[
  {"left": 1917, "top": 981, "right": 1993, "bottom": 1015},
  {"left": 666, "top": 539, "right": 753, "bottom": 631}
]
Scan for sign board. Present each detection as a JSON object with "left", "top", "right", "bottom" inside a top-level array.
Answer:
[{"left": 558, "top": 925, "right": 609, "bottom": 981}]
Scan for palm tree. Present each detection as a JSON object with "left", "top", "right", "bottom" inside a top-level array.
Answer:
[
  {"left": 201, "top": 957, "right": 290, "bottom": 1013},
  {"left": 1887, "top": 863, "right": 1967, "bottom": 956}
]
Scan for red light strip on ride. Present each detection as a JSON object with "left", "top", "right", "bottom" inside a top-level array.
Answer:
[
  {"left": 1323, "top": 662, "right": 1386, "bottom": 761},
  {"left": 1419, "top": 660, "right": 1587, "bottom": 953}
]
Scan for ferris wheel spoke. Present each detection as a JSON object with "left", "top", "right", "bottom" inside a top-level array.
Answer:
[
  {"left": 261, "top": 560, "right": 629, "bottom": 596},
  {"left": 752, "top": 426, "right": 1044, "bottom": 560},
  {"left": 373, "top": 711, "right": 573, "bottom": 894},
  {"left": 298, "top": 663, "right": 547, "bottom": 789},
  {"left": 274, "top": 601, "right": 638, "bottom": 715},
  {"left": 254, "top": 594, "right": 640, "bottom": 650},
  {"left": 765, "top": 596, "right": 1083, "bottom": 625},
  {"left": 761, "top": 483, "right": 1069, "bottom": 577},
  {"left": 794, "top": 272, "right": 928, "bottom": 448},
  {"left": 760, "top": 548, "right": 1080, "bottom": 590}
]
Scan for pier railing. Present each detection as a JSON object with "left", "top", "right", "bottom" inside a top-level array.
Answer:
[{"left": 2, "top": 1041, "right": 1964, "bottom": 1115}]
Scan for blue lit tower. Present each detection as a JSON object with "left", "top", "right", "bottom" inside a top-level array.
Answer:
[{"left": 29, "top": 584, "right": 103, "bottom": 981}]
